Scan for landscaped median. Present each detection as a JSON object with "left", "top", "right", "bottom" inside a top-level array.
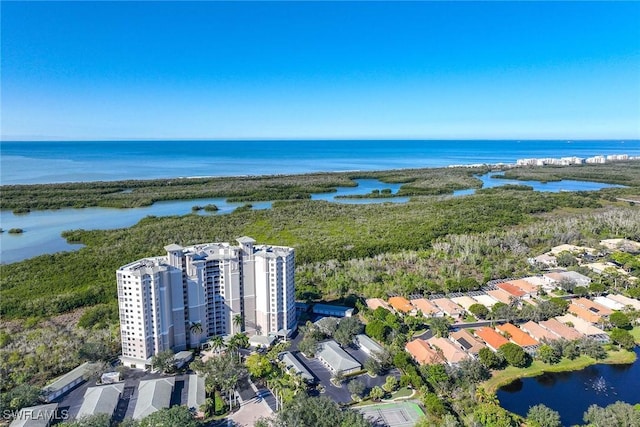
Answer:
[{"left": 482, "top": 349, "right": 637, "bottom": 394}]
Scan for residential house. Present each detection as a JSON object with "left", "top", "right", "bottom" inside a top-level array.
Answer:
[
  {"left": 317, "top": 340, "right": 361, "bottom": 375},
  {"left": 523, "top": 276, "right": 555, "bottom": 293},
  {"left": 472, "top": 294, "right": 499, "bottom": 307},
  {"left": 606, "top": 294, "right": 640, "bottom": 311},
  {"left": 528, "top": 253, "right": 557, "bottom": 268},
  {"left": 474, "top": 327, "right": 509, "bottom": 352},
  {"left": 496, "top": 323, "right": 539, "bottom": 349},
  {"left": 556, "top": 315, "right": 610, "bottom": 343},
  {"left": 450, "top": 296, "right": 480, "bottom": 312},
  {"left": 366, "top": 298, "right": 391, "bottom": 312},
  {"left": 405, "top": 339, "right": 441, "bottom": 365},
  {"left": 426, "top": 337, "right": 470, "bottom": 366},
  {"left": 431, "top": 298, "right": 465, "bottom": 320},
  {"left": 505, "top": 279, "right": 539, "bottom": 297},
  {"left": 388, "top": 297, "right": 415, "bottom": 315},
  {"left": 550, "top": 244, "right": 596, "bottom": 256},
  {"left": 450, "top": 329, "right": 486, "bottom": 357},
  {"left": 76, "top": 383, "right": 124, "bottom": 421},
  {"left": 486, "top": 289, "right": 514, "bottom": 305},
  {"left": 539, "top": 318, "right": 583, "bottom": 340},
  {"left": 569, "top": 298, "right": 612, "bottom": 324},
  {"left": 520, "top": 321, "right": 560, "bottom": 342},
  {"left": 410, "top": 298, "right": 443, "bottom": 317},
  {"left": 544, "top": 271, "right": 592, "bottom": 288},
  {"left": 593, "top": 296, "right": 625, "bottom": 311},
  {"left": 132, "top": 378, "right": 175, "bottom": 420},
  {"left": 495, "top": 282, "right": 527, "bottom": 299}
]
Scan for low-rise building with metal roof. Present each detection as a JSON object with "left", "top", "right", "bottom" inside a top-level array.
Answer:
[
  {"left": 280, "top": 351, "right": 314, "bottom": 382},
  {"left": 312, "top": 304, "right": 354, "bottom": 318},
  {"left": 354, "top": 334, "right": 384, "bottom": 359},
  {"left": 76, "top": 383, "right": 124, "bottom": 420},
  {"left": 132, "top": 377, "right": 175, "bottom": 420},
  {"left": 9, "top": 404, "right": 58, "bottom": 427},
  {"left": 187, "top": 374, "right": 206, "bottom": 417},
  {"left": 316, "top": 340, "right": 361, "bottom": 375},
  {"left": 42, "top": 362, "right": 101, "bottom": 402}
]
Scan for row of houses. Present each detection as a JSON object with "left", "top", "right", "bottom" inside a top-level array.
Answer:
[
  {"left": 405, "top": 330, "right": 487, "bottom": 366},
  {"left": 529, "top": 241, "right": 639, "bottom": 284},
  {"left": 366, "top": 272, "right": 598, "bottom": 322},
  {"left": 405, "top": 310, "right": 614, "bottom": 368}
]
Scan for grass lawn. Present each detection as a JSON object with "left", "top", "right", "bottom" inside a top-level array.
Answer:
[
  {"left": 629, "top": 326, "right": 640, "bottom": 344},
  {"left": 390, "top": 387, "right": 414, "bottom": 399},
  {"left": 482, "top": 349, "right": 637, "bottom": 394}
]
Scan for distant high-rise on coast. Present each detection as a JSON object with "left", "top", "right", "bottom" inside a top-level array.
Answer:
[{"left": 117, "top": 237, "right": 296, "bottom": 369}]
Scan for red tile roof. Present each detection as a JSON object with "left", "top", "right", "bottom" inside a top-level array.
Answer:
[
  {"left": 474, "top": 327, "right": 509, "bottom": 350},
  {"left": 496, "top": 323, "right": 539, "bottom": 347},
  {"left": 405, "top": 339, "right": 441, "bottom": 365},
  {"left": 496, "top": 282, "right": 527, "bottom": 297}
]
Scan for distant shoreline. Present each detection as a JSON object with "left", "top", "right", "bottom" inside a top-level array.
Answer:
[{"left": 3, "top": 139, "right": 639, "bottom": 185}]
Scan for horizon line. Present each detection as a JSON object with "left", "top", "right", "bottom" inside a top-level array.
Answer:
[{"left": 3, "top": 137, "right": 639, "bottom": 143}]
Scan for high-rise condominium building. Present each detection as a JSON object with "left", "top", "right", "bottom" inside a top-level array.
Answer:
[{"left": 117, "top": 237, "right": 295, "bottom": 369}]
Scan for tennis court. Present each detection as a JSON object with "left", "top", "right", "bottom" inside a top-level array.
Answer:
[{"left": 358, "top": 401, "right": 424, "bottom": 427}]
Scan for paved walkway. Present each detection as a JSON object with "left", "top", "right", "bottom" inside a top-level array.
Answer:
[{"left": 227, "top": 397, "right": 273, "bottom": 426}]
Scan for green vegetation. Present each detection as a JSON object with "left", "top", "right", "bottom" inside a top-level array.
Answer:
[
  {"left": 499, "top": 161, "right": 640, "bottom": 186},
  {"left": 7, "top": 228, "right": 24, "bottom": 234},
  {"left": 526, "top": 404, "right": 562, "bottom": 427},
  {"left": 255, "top": 394, "right": 371, "bottom": 427},
  {"left": 0, "top": 166, "right": 492, "bottom": 211},
  {"left": 581, "top": 401, "right": 640, "bottom": 427}
]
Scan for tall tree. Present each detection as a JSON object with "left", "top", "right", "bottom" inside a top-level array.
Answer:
[{"left": 527, "top": 404, "right": 562, "bottom": 427}]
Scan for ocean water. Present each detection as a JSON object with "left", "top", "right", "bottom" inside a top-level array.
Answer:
[{"left": 1, "top": 140, "right": 639, "bottom": 184}]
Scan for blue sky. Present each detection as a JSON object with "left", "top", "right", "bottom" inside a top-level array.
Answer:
[{"left": 2, "top": 1, "right": 639, "bottom": 140}]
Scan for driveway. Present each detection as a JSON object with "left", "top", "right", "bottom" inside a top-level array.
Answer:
[
  {"left": 227, "top": 398, "right": 273, "bottom": 426},
  {"left": 298, "top": 355, "right": 352, "bottom": 403}
]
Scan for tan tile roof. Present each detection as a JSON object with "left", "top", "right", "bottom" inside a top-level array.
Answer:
[
  {"left": 520, "top": 321, "right": 559, "bottom": 342},
  {"left": 539, "top": 318, "right": 583, "bottom": 340},
  {"left": 432, "top": 298, "right": 465, "bottom": 316},
  {"left": 573, "top": 298, "right": 613, "bottom": 316},
  {"left": 496, "top": 323, "right": 539, "bottom": 346},
  {"left": 366, "top": 298, "right": 390, "bottom": 311},
  {"left": 405, "top": 339, "right": 440, "bottom": 365},
  {"left": 427, "top": 337, "right": 470, "bottom": 365},
  {"left": 450, "top": 329, "right": 486, "bottom": 355},
  {"left": 410, "top": 298, "right": 441, "bottom": 315},
  {"left": 486, "top": 289, "right": 513, "bottom": 304},
  {"left": 569, "top": 303, "right": 602, "bottom": 323}
]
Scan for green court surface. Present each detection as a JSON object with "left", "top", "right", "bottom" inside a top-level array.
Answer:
[{"left": 358, "top": 401, "right": 425, "bottom": 427}]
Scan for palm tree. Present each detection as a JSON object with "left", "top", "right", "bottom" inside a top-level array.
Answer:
[
  {"left": 233, "top": 314, "right": 244, "bottom": 334},
  {"left": 209, "top": 335, "right": 225, "bottom": 355},
  {"left": 190, "top": 322, "right": 203, "bottom": 348}
]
